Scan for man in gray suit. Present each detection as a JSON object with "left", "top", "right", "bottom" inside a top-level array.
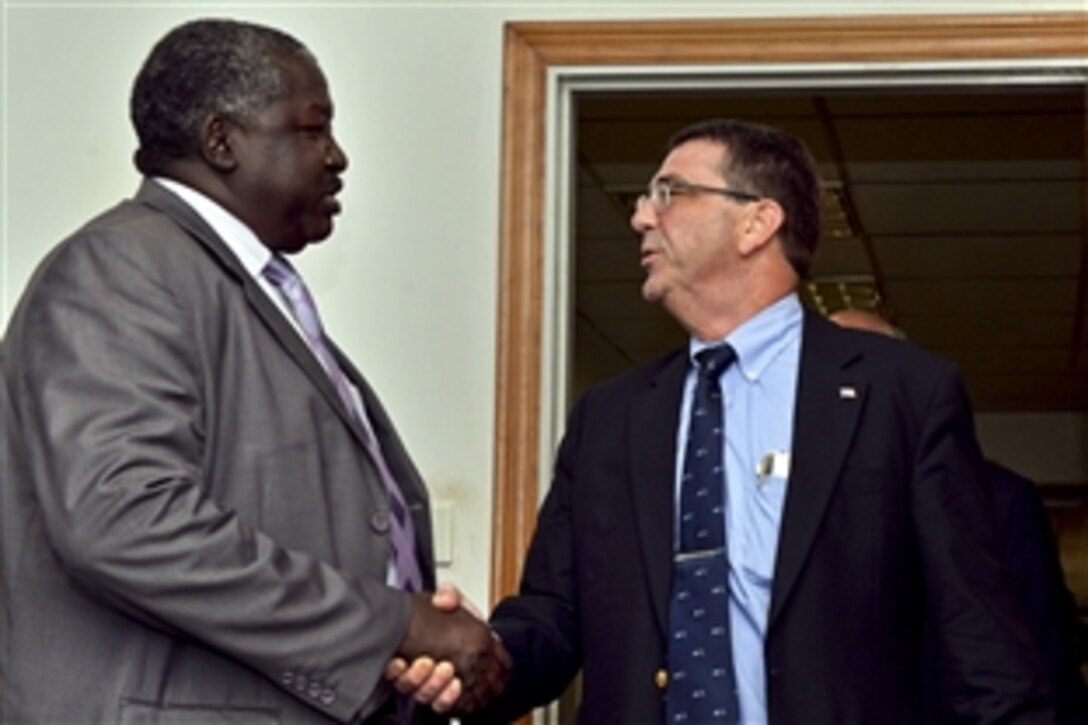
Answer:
[{"left": 0, "top": 18, "right": 506, "bottom": 724}]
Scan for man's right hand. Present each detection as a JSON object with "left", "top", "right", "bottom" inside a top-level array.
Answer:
[{"left": 396, "top": 589, "right": 510, "bottom": 714}]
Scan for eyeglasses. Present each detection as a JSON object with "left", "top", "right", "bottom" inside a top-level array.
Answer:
[{"left": 636, "top": 178, "right": 761, "bottom": 212}]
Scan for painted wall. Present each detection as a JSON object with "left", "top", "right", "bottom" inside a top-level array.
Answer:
[{"left": 3, "top": 0, "right": 1084, "bottom": 609}]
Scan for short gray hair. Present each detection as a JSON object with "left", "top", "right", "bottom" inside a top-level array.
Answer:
[{"left": 130, "top": 18, "right": 311, "bottom": 174}]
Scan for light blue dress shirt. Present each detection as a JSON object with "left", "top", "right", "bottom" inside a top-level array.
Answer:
[{"left": 675, "top": 293, "right": 803, "bottom": 724}]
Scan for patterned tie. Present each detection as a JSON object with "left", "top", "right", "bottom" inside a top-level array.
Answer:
[
  {"left": 263, "top": 255, "right": 423, "bottom": 592},
  {"left": 666, "top": 345, "right": 740, "bottom": 724}
]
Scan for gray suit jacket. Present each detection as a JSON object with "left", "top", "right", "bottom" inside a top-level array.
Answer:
[{"left": 1, "top": 180, "right": 442, "bottom": 724}]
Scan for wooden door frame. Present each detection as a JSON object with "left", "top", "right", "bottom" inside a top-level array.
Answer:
[{"left": 490, "top": 12, "right": 1088, "bottom": 603}]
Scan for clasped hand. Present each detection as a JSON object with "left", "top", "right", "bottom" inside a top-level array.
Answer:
[{"left": 390, "top": 584, "right": 510, "bottom": 715}]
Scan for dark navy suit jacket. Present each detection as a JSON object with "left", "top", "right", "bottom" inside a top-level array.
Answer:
[
  {"left": 987, "top": 461, "right": 1085, "bottom": 723},
  {"left": 477, "top": 310, "right": 1052, "bottom": 725}
]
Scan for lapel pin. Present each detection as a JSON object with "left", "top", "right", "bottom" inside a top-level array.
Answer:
[{"left": 839, "top": 386, "right": 857, "bottom": 399}]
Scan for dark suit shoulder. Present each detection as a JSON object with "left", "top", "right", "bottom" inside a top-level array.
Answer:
[{"left": 807, "top": 311, "right": 958, "bottom": 385}]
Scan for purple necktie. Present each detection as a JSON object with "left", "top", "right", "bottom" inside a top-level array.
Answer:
[{"left": 263, "top": 255, "right": 423, "bottom": 592}]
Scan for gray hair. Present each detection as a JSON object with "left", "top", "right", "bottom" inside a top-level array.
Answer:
[{"left": 130, "top": 18, "right": 311, "bottom": 174}]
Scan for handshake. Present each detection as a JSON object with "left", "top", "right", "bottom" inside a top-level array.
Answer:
[{"left": 387, "top": 584, "right": 511, "bottom": 717}]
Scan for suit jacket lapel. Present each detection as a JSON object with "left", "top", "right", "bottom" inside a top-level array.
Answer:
[
  {"left": 629, "top": 351, "right": 689, "bottom": 638},
  {"left": 337, "top": 350, "right": 437, "bottom": 582},
  {"left": 133, "top": 180, "right": 367, "bottom": 447},
  {"left": 769, "top": 312, "right": 866, "bottom": 628},
  {"left": 135, "top": 180, "right": 433, "bottom": 584},
  {"left": 241, "top": 279, "right": 361, "bottom": 441}
]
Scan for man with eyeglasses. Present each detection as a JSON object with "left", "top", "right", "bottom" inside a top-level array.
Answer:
[{"left": 402, "top": 118, "right": 1054, "bottom": 723}]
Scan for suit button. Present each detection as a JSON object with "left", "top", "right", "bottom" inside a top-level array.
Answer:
[
  {"left": 370, "top": 512, "right": 390, "bottom": 533},
  {"left": 321, "top": 689, "right": 336, "bottom": 706},
  {"left": 654, "top": 669, "right": 669, "bottom": 689}
]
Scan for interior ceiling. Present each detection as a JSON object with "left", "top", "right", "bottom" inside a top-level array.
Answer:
[{"left": 573, "top": 84, "right": 1087, "bottom": 413}]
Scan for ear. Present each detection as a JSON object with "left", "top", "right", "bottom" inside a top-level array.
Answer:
[
  {"left": 201, "top": 116, "right": 237, "bottom": 171},
  {"left": 736, "top": 198, "right": 785, "bottom": 257}
]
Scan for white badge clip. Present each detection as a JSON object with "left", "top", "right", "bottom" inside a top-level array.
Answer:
[{"left": 756, "top": 450, "right": 790, "bottom": 485}]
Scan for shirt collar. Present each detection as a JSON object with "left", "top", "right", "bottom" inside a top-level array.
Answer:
[
  {"left": 151, "top": 176, "right": 273, "bottom": 278},
  {"left": 689, "top": 293, "right": 803, "bottom": 382}
]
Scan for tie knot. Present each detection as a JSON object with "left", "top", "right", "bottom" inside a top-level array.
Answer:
[
  {"left": 262, "top": 254, "right": 297, "bottom": 289},
  {"left": 695, "top": 345, "right": 736, "bottom": 378}
]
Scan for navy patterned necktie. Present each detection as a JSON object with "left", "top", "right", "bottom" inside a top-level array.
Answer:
[
  {"left": 666, "top": 345, "right": 740, "bottom": 724},
  {"left": 263, "top": 255, "right": 422, "bottom": 592}
]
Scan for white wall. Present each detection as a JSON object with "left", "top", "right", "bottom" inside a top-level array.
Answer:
[{"left": 3, "top": 0, "right": 1084, "bottom": 608}]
